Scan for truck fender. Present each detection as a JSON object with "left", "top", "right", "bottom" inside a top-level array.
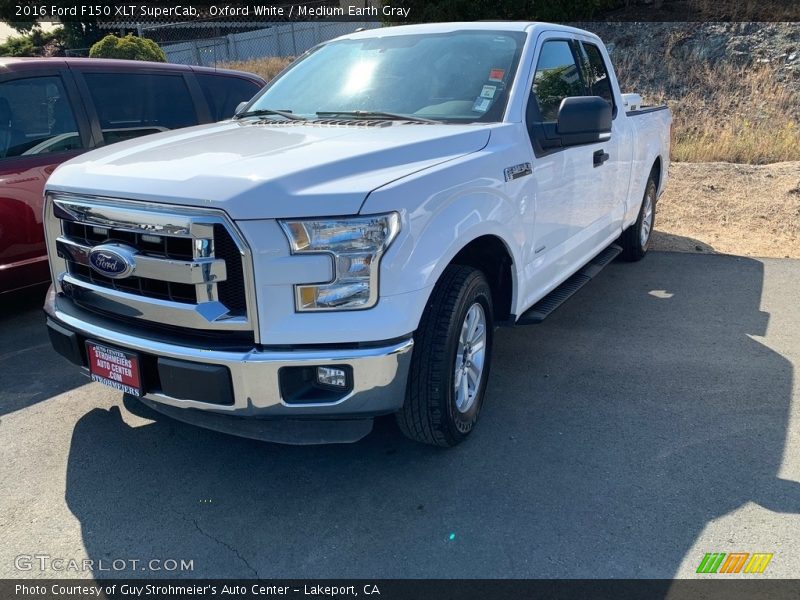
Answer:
[{"left": 372, "top": 187, "right": 525, "bottom": 328}]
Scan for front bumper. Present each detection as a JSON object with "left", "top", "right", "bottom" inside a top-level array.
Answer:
[{"left": 44, "top": 288, "right": 413, "bottom": 442}]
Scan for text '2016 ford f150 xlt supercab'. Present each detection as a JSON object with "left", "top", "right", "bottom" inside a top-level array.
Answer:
[{"left": 43, "top": 22, "right": 671, "bottom": 447}]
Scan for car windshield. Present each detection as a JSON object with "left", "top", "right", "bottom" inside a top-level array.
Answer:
[{"left": 244, "top": 30, "right": 528, "bottom": 123}]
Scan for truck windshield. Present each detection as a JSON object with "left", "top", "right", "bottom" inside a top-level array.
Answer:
[{"left": 244, "top": 30, "right": 528, "bottom": 123}]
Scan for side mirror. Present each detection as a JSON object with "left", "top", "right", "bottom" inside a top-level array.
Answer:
[
  {"left": 556, "top": 96, "right": 612, "bottom": 146},
  {"left": 234, "top": 101, "right": 248, "bottom": 116}
]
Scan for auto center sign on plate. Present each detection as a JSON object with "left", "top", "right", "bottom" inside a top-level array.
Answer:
[{"left": 86, "top": 341, "right": 143, "bottom": 396}]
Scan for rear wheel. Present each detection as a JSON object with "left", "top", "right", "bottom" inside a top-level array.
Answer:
[
  {"left": 620, "top": 176, "right": 657, "bottom": 261},
  {"left": 396, "top": 265, "right": 494, "bottom": 447}
]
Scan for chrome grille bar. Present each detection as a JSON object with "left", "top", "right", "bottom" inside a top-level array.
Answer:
[
  {"left": 56, "top": 237, "right": 228, "bottom": 285},
  {"left": 59, "top": 273, "right": 246, "bottom": 329},
  {"left": 53, "top": 197, "right": 201, "bottom": 237}
]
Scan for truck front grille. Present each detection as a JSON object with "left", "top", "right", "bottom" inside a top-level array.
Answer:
[{"left": 45, "top": 193, "right": 257, "bottom": 342}]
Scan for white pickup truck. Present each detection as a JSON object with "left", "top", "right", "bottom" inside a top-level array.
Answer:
[{"left": 43, "top": 22, "right": 671, "bottom": 446}]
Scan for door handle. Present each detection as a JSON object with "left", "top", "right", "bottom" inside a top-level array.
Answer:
[{"left": 593, "top": 149, "right": 610, "bottom": 167}]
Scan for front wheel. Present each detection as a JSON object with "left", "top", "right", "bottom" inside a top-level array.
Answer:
[
  {"left": 396, "top": 265, "right": 494, "bottom": 447},
  {"left": 619, "top": 176, "right": 657, "bottom": 261}
]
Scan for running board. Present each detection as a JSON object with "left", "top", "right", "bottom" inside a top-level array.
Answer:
[{"left": 516, "top": 244, "right": 622, "bottom": 325}]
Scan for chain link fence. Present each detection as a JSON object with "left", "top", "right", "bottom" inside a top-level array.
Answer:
[
  {"left": 63, "top": 47, "right": 90, "bottom": 57},
  {"left": 139, "top": 21, "right": 379, "bottom": 67},
  {"left": 65, "top": 18, "right": 380, "bottom": 69}
]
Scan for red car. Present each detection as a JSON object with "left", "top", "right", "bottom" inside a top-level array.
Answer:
[{"left": 0, "top": 57, "right": 265, "bottom": 294}]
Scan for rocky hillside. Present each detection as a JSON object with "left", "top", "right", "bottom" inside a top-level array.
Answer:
[
  {"left": 585, "top": 22, "right": 799, "bottom": 97},
  {"left": 577, "top": 22, "right": 800, "bottom": 163}
]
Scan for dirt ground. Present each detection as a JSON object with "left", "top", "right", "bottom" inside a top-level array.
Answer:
[{"left": 652, "top": 161, "right": 800, "bottom": 258}]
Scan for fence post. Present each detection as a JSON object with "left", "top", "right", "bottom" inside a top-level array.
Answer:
[
  {"left": 192, "top": 40, "right": 201, "bottom": 65},
  {"left": 227, "top": 33, "right": 238, "bottom": 62}
]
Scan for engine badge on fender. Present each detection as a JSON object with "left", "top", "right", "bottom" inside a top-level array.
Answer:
[{"left": 504, "top": 162, "right": 532, "bottom": 182}]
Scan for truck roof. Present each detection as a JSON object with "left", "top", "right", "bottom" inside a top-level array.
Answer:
[
  {"left": 0, "top": 56, "right": 265, "bottom": 82},
  {"left": 341, "top": 21, "right": 597, "bottom": 40}
]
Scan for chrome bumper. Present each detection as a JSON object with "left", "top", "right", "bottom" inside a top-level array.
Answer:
[{"left": 45, "top": 289, "right": 413, "bottom": 420}]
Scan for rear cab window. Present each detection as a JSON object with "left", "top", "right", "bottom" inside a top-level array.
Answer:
[
  {"left": 0, "top": 75, "right": 85, "bottom": 158},
  {"left": 82, "top": 72, "right": 199, "bottom": 144},
  {"left": 196, "top": 74, "right": 261, "bottom": 121}
]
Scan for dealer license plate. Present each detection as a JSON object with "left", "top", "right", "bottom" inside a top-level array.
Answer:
[{"left": 86, "top": 341, "right": 143, "bottom": 396}]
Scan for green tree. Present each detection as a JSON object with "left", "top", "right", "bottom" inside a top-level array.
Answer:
[
  {"left": 89, "top": 34, "right": 166, "bottom": 62},
  {"left": 534, "top": 66, "right": 585, "bottom": 120},
  {"left": 0, "top": 0, "right": 103, "bottom": 49},
  {"left": 0, "top": 27, "right": 62, "bottom": 57}
]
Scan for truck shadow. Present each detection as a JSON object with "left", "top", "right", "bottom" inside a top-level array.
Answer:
[
  {"left": 0, "top": 285, "right": 86, "bottom": 416},
  {"left": 651, "top": 230, "right": 717, "bottom": 254},
  {"left": 63, "top": 252, "right": 798, "bottom": 579}
]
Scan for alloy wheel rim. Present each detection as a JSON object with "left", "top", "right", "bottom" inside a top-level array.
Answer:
[
  {"left": 640, "top": 192, "right": 654, "bottom": 247},
  {"left": 454, "top": 302, "right": 487, "bottom": 413}
]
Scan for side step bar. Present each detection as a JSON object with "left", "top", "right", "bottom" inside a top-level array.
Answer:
[{"left": 516, "top": 243, "right": 622, "bottom": 325}]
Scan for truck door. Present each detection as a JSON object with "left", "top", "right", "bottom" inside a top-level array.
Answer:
[
  {"left": 520, "top": 35, "right": 624, "bottom": 288},
  {"left": 524, "top": 38, "right": 586, "bottom": 261},
  {"left": 575, "top": 37, "right": 631, "bottom": 229}
]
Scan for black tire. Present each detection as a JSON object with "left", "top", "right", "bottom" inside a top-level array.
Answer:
[
  {"left": 396, "top": 265, "right": 494, "bottom": 447},
  {"left": 619, "top": 176, "right": 657, "bottom": 262}
]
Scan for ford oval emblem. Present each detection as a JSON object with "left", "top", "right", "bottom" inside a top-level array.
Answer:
[{"left": 88, "top": 244, "right": 137, "bottom": 279}]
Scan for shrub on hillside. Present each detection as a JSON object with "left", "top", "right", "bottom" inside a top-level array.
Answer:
[
  {"left": 607, "top": 26, "right": 800, "bottom": 164},
  {"left": 89, "top": 34, "right": 166, "bottom": 62}
]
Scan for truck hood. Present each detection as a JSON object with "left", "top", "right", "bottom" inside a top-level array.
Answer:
[{"left": 47, "top": 120, "right": 491, "bottom": 219}]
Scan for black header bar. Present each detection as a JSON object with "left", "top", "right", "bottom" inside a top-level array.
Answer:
[
  {"left": 5, "top": 0, "right": 800, "bottom": 23},
  {"left": 5, "top": 579, "right": 800, "bottom": 600}
]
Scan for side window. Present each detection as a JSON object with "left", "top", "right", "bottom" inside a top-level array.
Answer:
[
  {"left": 579, "top": 42, "right": 615, "bottom": 113},
  {"left": 197, "top": 74, "right": 260, "bottom": 121},
  {"left": 83, "top": 72, "right": 198, "bottom": 144},
  {"left": 531, "top": 40, "right": 585, "bottom": 122},
  {"left": 0, "top": 76, "right": 84, "bottom": 159}
]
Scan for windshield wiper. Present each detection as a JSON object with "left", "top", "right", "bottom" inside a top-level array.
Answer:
[
  {"left": 235, "top": 108, "right": 306, "bottom": 121},
  {"left": 316, "top": 110, "right": 438, "bottom": 124}
]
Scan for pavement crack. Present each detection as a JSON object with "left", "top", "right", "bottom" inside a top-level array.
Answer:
[{"left": 181, "top": 512, "right": 258, "bottom": 577}]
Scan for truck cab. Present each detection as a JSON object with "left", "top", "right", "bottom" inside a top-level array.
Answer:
[{"left": 43, "top": 22, "right": 671, "bottom": 446}]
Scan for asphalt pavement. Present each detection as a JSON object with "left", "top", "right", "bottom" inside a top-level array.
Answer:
[{"left": 1, "top": 252, "right": 799, "bottom": 579}]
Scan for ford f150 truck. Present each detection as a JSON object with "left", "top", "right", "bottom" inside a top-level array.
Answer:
[{"left": 43, "top": 22, "right": 671, "bottom": 446}]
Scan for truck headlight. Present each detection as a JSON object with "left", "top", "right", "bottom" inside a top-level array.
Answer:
[{"left": 279, "top": 213, "right": 400, "bottom": 311}]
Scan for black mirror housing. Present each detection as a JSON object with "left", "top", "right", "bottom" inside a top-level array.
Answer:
[{"left": 556, "top": 96, "right": 612, "bottom": 146}]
